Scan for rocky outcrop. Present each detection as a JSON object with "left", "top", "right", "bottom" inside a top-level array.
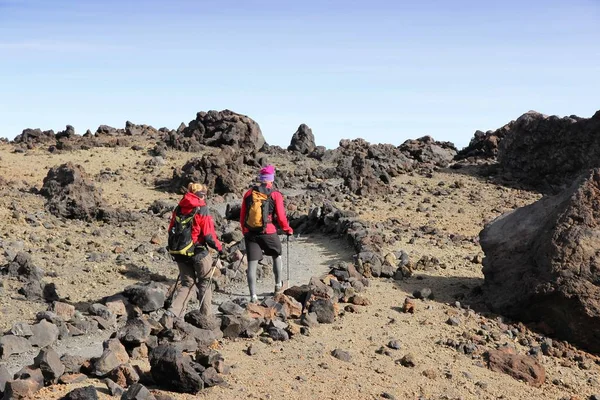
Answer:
[
  {"left": 13, "top": 128, "right": 56, "bottom": 147},
  {"left": 480, "top": 168, "right": 600, "bottom": 353},
  {"left": 170, "top": 147, "right": 247, "bottom": 195},
  {"left": 168, "top": 110, "right": 265, "bottom": 155},
  {"left": 40, "top": 163, "right": 138, "bottom": 223},
  {"left": 288, "top": 124, "right": 316, "bottom": 154},
  {"left": 495, "top": 110, "right": 600, "bottom": 192},
  {"left": 456, "top": 130, "right": 504, "bottom": 161},
  {"left": 55, "top": 125, "right": 76, "bottom": 140},
  {"left": 40, "top": 163, "right": 108, "bottom": 221},
  {"left": 335, "top": 139, "right": 414, "bottom": 194},
  {"left": 398, "top": 136, "right": 457, "bottom": 167}
]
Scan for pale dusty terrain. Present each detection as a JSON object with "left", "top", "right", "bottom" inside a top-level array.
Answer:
[{"left": 2, "top": 143, "right": 598, "bottom": 400}]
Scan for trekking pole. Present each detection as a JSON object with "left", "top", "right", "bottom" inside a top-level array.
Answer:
[
  {"left": 230, "top": 252, "right": 246, "bottom": 280},
  {"left": 286, "top": 235, "right": 290, "bottom": 289}
]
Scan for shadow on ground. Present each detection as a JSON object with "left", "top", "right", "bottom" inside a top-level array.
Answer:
[{"left": 393, "top": 273, "right": 489, "bottom": 314}]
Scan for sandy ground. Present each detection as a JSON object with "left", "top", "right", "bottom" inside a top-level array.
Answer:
[{"left": 1, "top": 142, "right": 598, "bottom": 400}]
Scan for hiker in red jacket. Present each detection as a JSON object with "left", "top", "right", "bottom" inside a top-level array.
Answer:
[
  {"left": 240, "top": 165, "right": 293, "bottom": 303},
  {"left": 167, "top": 183, "right": 222, "bottom": 318}
]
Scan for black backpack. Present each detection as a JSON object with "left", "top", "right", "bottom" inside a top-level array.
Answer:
[{"left": 167, "top": 206, "right": 198, "bottom": 256}]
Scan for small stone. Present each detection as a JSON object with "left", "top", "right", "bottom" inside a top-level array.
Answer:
[
  {"left": 381, "top": 393, "right": 396, "bottom": 399},
  {"left": 422, "top": 369, "right": 437, "bottom": 379},
  {"left": 413, "top": 288, "right": 433, "bottom": 300},
  {"left": 52, "top": 301, "right": 76, "bottom": 321},
  {"left": 331, "top": 349, "right": 351, "bottom": 362},
  {"left": 398, "top": 354, "right": 416, "bottom": 368},
  {"left": 402, "top": 297, "right": 415, "bottom": 314},
  {"left": 387, "top": 340, "right": 402, "bottom": 350},
  {"left": 104, "top": 378, "right": 125, "bottom": 397},
  {"left": 246, "top": 345, "right": 257, "bottom": 356},
  {"left": 446, "top": 317, "right": 460, "bottom": 326},
  {"left": 29, "top": 320, "right": 60, "bottom": 348},
  {"left": 300, "top": 312, "right": 319, "bottom": 328},
  {"left": 121, "top": 383, "right": 156, "bottom": 399},
  {"left": 475, "top": 381, "right": 488, "bottom": 389},
  {"left": 0, "top": 365, "right": 11, "bottom": 393},
  {"left": 0, "top": 335, "right": 33, "bottom": 360},
  {"left": 10, "top": 323, "right": 33, "bottom": 337},
  {"left": 268, "top": 327, "right": 289, "bottom": 341}
]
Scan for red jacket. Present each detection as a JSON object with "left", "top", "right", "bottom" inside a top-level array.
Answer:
[
  {"left": 240, "top": 185, "right": 293, "bottom": 235},
  {"left": 168, "top": 193, "right": 222, "bottom": 252}
]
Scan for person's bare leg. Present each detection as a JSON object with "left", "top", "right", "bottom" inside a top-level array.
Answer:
[
  {"left": 247, "top": 260, "right": 259, "bottom": 302},
  {"left": 273, "top": 255, "right": 283, "bottom": 294}
]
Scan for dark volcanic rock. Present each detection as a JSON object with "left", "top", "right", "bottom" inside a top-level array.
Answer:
[
  {"left": 13, "top": 128, "right": 56, "bottom": 146},
  {"left": 168, "top": 109, "right": 265, "bottom": 155},
  {"left": 496, "top": 110, "right": 600, "bottom": 192},
  {"left": 170, "top": 147, "right": 245, "bottom": 195},
  {"left": 288, "top": 124, "right": 316, "bottom": 154},
  {"left": 149, "top": 344, "right": 204, "bottom": 394},
  {"left": 456, "top": 129, "right": 504, "bottom": 160},
  {"left": 33, "top": 348, "right": 65, "bottom": 384},
  {"left": 309, "top": 299, "right": 335, "bottom": 324},
  {"left": 481, "top": 168, "right": 600, "bottom": 353},
  {"left": 117, "top": 318, "right": 152, "bottom": 346},
  {"left": 61, "top": 385, "right": 99, "bottom": 400},
  {"left": 40, "top": 162, "right": 108, "bottom": 221},
  {"left": 121, "top": 383, "right": 156, "bottom": 400},
  {"left": 335, "top": 139, "right": 413, "bottom": 195},
  {"left": 399, "top": 135, "right": 457, "bottom": 167},
  {"left": 123, "top": 282, "right": 166, "bottom": 313}
]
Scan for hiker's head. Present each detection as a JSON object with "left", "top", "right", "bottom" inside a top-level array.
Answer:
[
  {"left": 188, "top": 182, "right": 207, "bottom": 199},
  {"left": 259, "top": 165, "right": 275, "bottom": 184}
]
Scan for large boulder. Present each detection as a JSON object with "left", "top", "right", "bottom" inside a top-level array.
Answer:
[
  {"left": 288, "top": 124, "right": 316, "bottom": 154},
  {"left": 149, "top": 344, "right": 204, "bottom": 393},
  {"left": 335, "top": 139, "right": 413, "bottom": 194},
  {"left": 169, "top": 110, "right": 265, "bottom": 155},
  {"left": 496, "top": 110, "right": 600, "bottom": 193},
  {"left": 480, "top": 168, "right": 600, "bottom": 353},
  {"left": 170, "top": 147, "right": 246, "bottom": 195},
  {"left": 13, "top": 128, "right": 56, "bottom": 146},
  {"left": 399, "top": 136, "right": 457, "bottom": 167},
  {"left": 39, "top": 163, "right": 108, "bottom": 221}
]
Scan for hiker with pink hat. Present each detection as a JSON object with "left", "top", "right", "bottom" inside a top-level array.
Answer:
[{"left": 239, "top": 164, "right": 293, "bottom": 303}]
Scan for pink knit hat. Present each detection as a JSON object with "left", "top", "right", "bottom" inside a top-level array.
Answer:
[{"left": 259, "top": 165, "right": 275, "bottom": 182}]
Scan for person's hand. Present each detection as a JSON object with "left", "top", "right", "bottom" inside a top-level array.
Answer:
[{"left": 284, "top": 228, "right": 293, "bottom": 236}]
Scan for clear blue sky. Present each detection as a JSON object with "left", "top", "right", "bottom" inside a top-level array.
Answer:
[{"left": 0, "top": 0, "right": 598, "bottom": 149}]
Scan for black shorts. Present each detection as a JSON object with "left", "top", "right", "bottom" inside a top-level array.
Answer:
[{"left": 245, "top": 233, "right": 282, "bottom": 261}]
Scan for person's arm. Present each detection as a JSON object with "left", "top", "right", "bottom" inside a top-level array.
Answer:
[
  {"left": 198, "top": 212, "right": 222, "bottom": 252},
  {"left": 273, "top": 192, "right": 293, "bottom": 235}
]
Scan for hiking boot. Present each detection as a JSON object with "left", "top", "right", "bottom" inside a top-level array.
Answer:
[{"left": 250, "top": 295, "right": 259, "bottom": 304}]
